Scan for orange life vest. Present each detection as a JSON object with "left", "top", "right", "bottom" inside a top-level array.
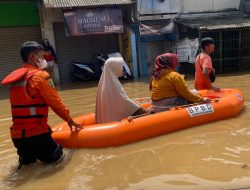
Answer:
[{"left": 1, "top": 67, "right": 51, "bottom": 138}]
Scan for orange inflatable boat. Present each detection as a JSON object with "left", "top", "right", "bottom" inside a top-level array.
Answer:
[{"left": 52, "top": 89, "right": 245, "bottom": 148}]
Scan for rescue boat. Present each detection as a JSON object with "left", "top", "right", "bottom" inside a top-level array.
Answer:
[{"left": 52, "top": 89, "right": 245, "bottom": 148}]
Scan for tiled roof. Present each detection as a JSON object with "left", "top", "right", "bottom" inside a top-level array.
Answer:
[
  {"left": 43, "top": 0, "right": 134, "bottom": 8},
  {"left": 176, "top": 11, "right": 250, "bottom": 31}
]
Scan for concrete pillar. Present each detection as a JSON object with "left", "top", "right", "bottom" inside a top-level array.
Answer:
[
  {"left": 140, "top": 41, "right": 148, "bottom": 76},
  {"left": 39, "top": 6, "right": 63, "bottom": 84}
]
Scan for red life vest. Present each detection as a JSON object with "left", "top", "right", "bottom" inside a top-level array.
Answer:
[{"left": 1, "top": 67, "right": 51, "bottom": 138}]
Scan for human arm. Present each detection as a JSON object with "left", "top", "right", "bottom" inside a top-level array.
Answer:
[
  {"left": 174, "top": 74, "right": 205, "bottom": 103},
  {"left": 203, "top": 67, "right": 220, "bottom": 91},
  {"left": 201, "top": 56, "right": 220, "bottom": 91},
  {"left": 132, "top": 106, "right": 155, "bottom": 116},
  {"left": 35, "top": 72, "right": 82, "bottom": 131},
  {"left": 201, "top": 55, "right": 213, "bottom": 89},
  {"left": 202, "top": 67, "right": 212, "bottom": 89}
]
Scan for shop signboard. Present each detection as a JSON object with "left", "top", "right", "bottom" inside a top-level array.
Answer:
[{"left": 64, "top": 7, "right": 124, "bottom": 36}]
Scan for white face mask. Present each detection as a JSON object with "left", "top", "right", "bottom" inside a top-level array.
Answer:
[{"left": 35, "top": 56, "right": 48, "bottom": 69}]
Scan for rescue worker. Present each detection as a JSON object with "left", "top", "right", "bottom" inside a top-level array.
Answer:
[{"left": 1, "top": 41, "right": 82, "bottom": 167}]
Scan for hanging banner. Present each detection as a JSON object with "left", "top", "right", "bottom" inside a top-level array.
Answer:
[
  {"left": 64, "top": 8, "right": 124, "bottom": 36},
  {"left": 139, "top": 21, "right": 175, "bottom": 36},
  {"left": 175, "top": 37, "right": 199, "bottom": 63}
]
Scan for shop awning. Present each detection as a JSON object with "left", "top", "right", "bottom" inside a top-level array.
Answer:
[
  {"left": 176, "top": 11, "right": 250, "bottom": 31},
  {"left": 43, "top": 0, "right": 134, "bottom": 8},
  {"left": 139, "top": 19, "right": 176, "bottom": 35}
]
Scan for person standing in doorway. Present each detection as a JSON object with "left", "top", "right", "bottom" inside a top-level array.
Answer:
[
  {"left": 194, "top": 37, "right": 220, "bottom": 90},
  {"left": 42, "top": 39, "right": 58, "bottom": 83},
  {"left": 1, "top": 41, "right": 82, "bottom": 168}
]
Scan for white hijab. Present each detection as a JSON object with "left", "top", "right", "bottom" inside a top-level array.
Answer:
[{"left": 95, "top": 57, "right": 140, "bottom": 124}]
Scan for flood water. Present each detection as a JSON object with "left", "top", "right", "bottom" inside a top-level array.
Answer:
[{"left": 0, "top": 74, "right": 250, "bottom": 190}]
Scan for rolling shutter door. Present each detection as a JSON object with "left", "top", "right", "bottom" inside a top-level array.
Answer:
[
  {"left": 53, "top": 22, "right": 119, "bottom": 83},
  {"left": 0, "top": 26, "right": 41, "bottom": 82}
]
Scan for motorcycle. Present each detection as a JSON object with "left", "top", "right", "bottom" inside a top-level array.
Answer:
[
  {"left": 70, "top": 61, "right": 98, "bottom": 82},
  {"left": 70, "top": 52, "right": 132, "bottom": 82}
]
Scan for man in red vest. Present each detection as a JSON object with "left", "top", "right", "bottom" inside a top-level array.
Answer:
[{"left": 1, "top": 41, "right": 82, "bottom": 168}]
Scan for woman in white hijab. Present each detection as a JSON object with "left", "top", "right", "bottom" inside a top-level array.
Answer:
[{"left": 95, "top": 57, "right": 147, "bottom": 124}]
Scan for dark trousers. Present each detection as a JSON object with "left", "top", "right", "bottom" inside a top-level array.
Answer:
[{"left": 12, "top": 132, "right": 63, "bottom": 165}]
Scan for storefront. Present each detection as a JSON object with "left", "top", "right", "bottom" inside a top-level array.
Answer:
[
  {"left": 41, "top": 0, "right": 135, "bottom": 83},
  {"left": 175, "top": 11, "right": 250, "bottom": 75},
  {"left": 0, "top": 1, "right": 41, "bottom": 82}
]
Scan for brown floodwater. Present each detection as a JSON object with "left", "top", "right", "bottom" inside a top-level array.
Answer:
[{"left": 0, "top": 74, "right": 250, "bottom": 190}]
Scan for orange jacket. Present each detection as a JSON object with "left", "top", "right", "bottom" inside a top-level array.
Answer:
[
  {"left": 24, "top": 64, "right": 71, "bottom": 122},
  {"left": 2, "top": 64, "right": 72, "bottom": 138}
]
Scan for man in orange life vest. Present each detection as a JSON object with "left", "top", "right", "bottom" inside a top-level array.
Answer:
[{"left": 1, "top": 41, "right": 82, "bottom": 167}]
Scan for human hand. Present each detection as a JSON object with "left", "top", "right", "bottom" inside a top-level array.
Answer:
[
  {"left": 211, "top": 86, "right": 220, "bottom": 92},
  {"left": 202, "top": 97, "right": 211, "bottom": 103},
  {"left": 146, "top": 107, "right": 156, "bottom": 114},
  {"left": 182, "top": 75, "right": 187, "bottom": 80},
  {"left": 67, "top": 119, "right": 83, "bottom": 132}
]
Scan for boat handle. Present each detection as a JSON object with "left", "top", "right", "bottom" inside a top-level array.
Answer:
[
  {"left": 127, "top": 113, "right": 153, "bottom": 122},
  {"left": 174, "top": 98, "right": 220, "bottom": 110}
]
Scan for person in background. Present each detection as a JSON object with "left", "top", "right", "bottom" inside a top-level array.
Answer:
[
  {"left": 42, "top": 39, "right": 58, "bottom": 83},
  {"left": 150, "top": 53, "right": 210, "bottom": 112},
  {"left": 1, "top": 41, "right": 82, "bottom": 168},
  {"left": 95, "top": 57, "right": 150, "bottom": 124},
  {"left": 194, "top": 37, "right": 220, "bottom": 90}
]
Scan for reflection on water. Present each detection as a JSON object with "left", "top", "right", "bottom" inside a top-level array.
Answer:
[{"left": 0, "top": 74, "right": 250, "bottom": 190}]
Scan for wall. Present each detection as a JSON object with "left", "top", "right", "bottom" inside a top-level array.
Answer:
[
  {"left": 137, "top": 0, "right": 240, "bottom": 17},
  {"left": 145, "top": 41, "right": 165, "bottom": 74},
  {"left": 242, "top": 0, "right": 250, "bottom": 13},
  {"left": 0, "top": 2, "right": 40, "bottom": 27},
  {"left": 181, "top": 0, "right": 240, "bottom": 13},
  {"left": 39, "top": 7, "right": 63, "bottom": 48},
  {"left": 39, "top": 7, "right": 64, "bottom": 83},
  {"left": 137, "top": 0, "right": 181, "bottom": 15}
]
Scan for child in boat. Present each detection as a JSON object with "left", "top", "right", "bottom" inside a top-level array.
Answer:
[
  {"left": 96, "top": 57, "right": 149, "bottom": 124},
  {"left": 150, "top": 53, "right": 209, "bottom": 112}
]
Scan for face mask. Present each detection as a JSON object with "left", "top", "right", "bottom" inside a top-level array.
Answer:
[{"left": 35, "top": 56, "right": 48, "bottom": 69}]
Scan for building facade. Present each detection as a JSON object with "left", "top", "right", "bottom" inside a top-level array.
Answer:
[
  {"left": 134, "top": 0, "right": 250, "bottom": 76},
  {"left": 40, "top": 0, "right": 137, "bottom": 83},
  {"left": 0, "top": 0, "right": 42, "bottom": 82},
  {"left": 1, "top": 0, "right": 249, "bottom": 83}
]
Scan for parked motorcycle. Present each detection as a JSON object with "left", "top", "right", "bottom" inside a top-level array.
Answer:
[
  {"left": 70, "top": 52, "right": 132, "bottom": 82},
  {"left": 70, "top": 61, "right": 98, "bottom": 82}
]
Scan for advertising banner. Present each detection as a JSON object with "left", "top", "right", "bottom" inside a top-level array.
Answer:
[{"left": 64, "top": 8, "right": 124, "bottom": 36}]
